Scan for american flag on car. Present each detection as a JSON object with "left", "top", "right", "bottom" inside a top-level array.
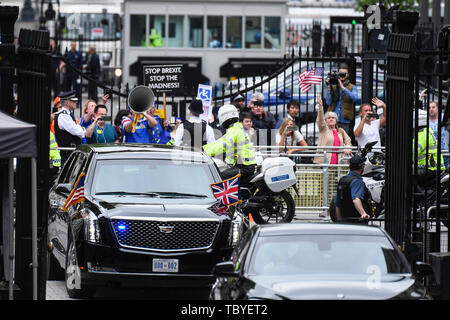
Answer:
[
  {"left": 298, "top": 67, "right": 324, "bottom": 93},
  {"left": 210, "top": 174, "right": 241, "bottom": 206},
  {"left": 62, "top": 172, "right": 86, "bottom": 212}
]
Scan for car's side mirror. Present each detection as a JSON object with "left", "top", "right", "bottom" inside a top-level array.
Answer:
[
  {"left": 213, "top": 261, "right": 238, "bottom": 277},
  {"left": 415, "top": 261, "right": 434, "bottom": 277},
  {"left": 56, "top": 183, "right": 72, "bottom": 193}
]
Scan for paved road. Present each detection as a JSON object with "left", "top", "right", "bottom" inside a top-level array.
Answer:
[{"left": 46, "top": 212, "right": 325, "bottom": 300}]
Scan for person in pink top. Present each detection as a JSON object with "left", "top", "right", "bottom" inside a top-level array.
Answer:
[{"left": 314, "top": 96, "right": 352, "bottom": 164}]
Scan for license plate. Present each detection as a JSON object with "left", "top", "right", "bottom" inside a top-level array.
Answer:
[{"left": 152, "top": 259, "right": 179, "bottom": 273}]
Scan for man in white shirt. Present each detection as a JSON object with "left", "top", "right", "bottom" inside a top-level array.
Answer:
[
  {"left": 54, "top": 90, "right": 86, "bottom": 163},
  {"left": 174, "top": 99, "right": 215, "bottom": 148},
  {"left": 353, "top": 98, "right": 386, "bottom": 149}
]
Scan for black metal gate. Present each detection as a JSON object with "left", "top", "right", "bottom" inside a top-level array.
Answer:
[{"left": 384, "top": 13, "right": 450, "bottom": 271}]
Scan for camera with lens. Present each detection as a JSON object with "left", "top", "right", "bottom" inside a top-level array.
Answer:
[
  {"left": 104, "top": 88, "right": 113, "bottom": 96},
  {"left": 327, "top": 70, "right": 339, "bottom": 86}
]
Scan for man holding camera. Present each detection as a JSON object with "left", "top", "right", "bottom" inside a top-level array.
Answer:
[
  {"left": 353, "top": 97, "right": 386, "bottom": 148},
  {"left": 325, "top": 63, "right": 358, "bottom": 143},
  {"left": 85, "top": 104, "right": 119, "bottom": 144},
  {"left": 249, "top": 92, "right": 276, "bottom": 130}
]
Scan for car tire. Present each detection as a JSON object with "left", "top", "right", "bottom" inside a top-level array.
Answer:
[
  {"left": 65, "top": 236, "right": 95, "bottom": 299},
  {"left": 43, "top": 225, "right": 64, "bottom": 281},
  {"left": 47, "top": 249, "right": 65, "bottom": 281}
]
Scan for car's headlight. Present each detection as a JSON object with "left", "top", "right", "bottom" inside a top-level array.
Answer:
[
  {"left": 81, "top": 209, "right": 101, "bottom": 243},
  {"left": 229, "top": 214, "right": 243, "bottom": 247}
]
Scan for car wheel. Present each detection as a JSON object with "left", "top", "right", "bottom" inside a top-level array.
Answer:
[
  {"left": 43, "top": 226, "right": 64, "bottom": 281},
  {"left": 65, "top": 236, "right": 95, "bottom": 299},
  {"left": 47, "top": 248, "right": 64, "bottom": 281}
]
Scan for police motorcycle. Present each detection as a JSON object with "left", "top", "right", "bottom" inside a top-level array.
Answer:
[
  {"left": 213, "top": 155, "right": 298, "bottom": 224},
  {"left": 211, "top": 105, "right": 298, "bottom": 224}
]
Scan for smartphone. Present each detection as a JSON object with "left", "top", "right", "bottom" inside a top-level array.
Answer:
[{"left": 368, "top": 113, "right": 379, "bottom": 119}]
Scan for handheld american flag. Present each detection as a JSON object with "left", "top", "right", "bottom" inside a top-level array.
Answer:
[
  {"left": 298, "top": 67, "right": 324, "bottom": 93},
  {"left": 62, "top": 172, "right": 86, "bottom": 212},
  {"left": 210, "top": 174, "right": 241, "bottom": 206}
]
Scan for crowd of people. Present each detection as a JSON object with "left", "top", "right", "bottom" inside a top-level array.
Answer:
[
  {"left": 50, "top": 64, "right": 449, "bottom": 169},
  {"left": 48, "top": 60, "right": 449, "bottom": 224}
]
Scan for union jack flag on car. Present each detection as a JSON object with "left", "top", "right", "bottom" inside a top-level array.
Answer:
[{"left": 210, "top": 174, "right": 241, "bottom": 206}]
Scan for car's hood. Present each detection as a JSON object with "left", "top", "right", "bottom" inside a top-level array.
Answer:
[
  {"left": 248, "top": 274, "right": 416, "bottom": 300},
  {"left": 89, "top": 198, "right": 228, "bottom": 220}
]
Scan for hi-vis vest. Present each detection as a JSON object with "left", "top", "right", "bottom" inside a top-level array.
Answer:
[
  {"left": 414, "top": 127, "right": 446, "bottom": 171},
  {"left": 203, "top": 122, "right": 256, "bottom": 166},
  {"left": 50, "top": 131, "right": 61, "bottom": 168}
]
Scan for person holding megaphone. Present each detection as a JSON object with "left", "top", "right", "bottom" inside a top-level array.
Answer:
[{"left": 122, "top": 86, "right": 158, "bottom": 143}]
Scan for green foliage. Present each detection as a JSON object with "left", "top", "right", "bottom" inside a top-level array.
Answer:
[{"left": 354, "top": 0, "right": 419, "bottom": 13}]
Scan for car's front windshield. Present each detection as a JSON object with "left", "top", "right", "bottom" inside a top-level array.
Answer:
[
  {"left": 91, "top": 159, "right": 216, "bottom": 199},
  {"left": 249, "top": 234, "right": 411, "bottom": 278}
]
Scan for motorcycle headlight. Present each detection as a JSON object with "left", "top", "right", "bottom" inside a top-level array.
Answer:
[{"left": 81, "top": 209, "right": 101, "bottom": 244}]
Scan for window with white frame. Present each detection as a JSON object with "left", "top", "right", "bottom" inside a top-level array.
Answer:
[
  {"left": 168, "top": 15, "right": 184, "bottom": 47},
  {"left": 245, "top": 16, "right": 262, "bottom": 49},
  {"left": 188, "top": 16, "right": 204, "bottom": 48},
  {"left": 207, "top": 16, "right": 223, "bottom": 48},
  {"left": 130, "top": 14, "right": 146, "bottom": 47},
  {"left": 149, "top": 15, "right": 165, "bottom": 47},
  {"left": 226, "top": 16, "right": 242, "bottom": 48},
  {"left": 264, "top": 16, "right": 281, "bottom": 49}
]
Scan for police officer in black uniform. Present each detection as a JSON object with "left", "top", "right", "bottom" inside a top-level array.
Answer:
[
  {"left": 54, "top": 90, "right": 86, "bottom": 163},
  {"left": 335, "top": 155, "right": 371, "bottom": 223}
]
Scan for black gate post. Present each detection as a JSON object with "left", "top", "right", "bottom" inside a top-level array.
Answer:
[
  {"left": 0, "top": 6, "right": 19, "bottom": 114},
  {"left": 384, "top": 11, "right": 419, "bottom": 256},
  {"left": 361, "top": 5, "right": 374, "bottom": 104},
  {"left": 15, "top": 29, "right": 51, "bottom": 300},
  {"left": 312, "top": 22, "right": 321, "bottom": 57}
]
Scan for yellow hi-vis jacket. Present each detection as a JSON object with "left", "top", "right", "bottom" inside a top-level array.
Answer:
[
  {"left": 203, "top": 122, "right": 256, "bottom": 166},
  {"left": 414, "top": 127, "right": 446, "bottom": 171},
  {"left": 50, "top": 131, "right": 61, "bottom": 168}
]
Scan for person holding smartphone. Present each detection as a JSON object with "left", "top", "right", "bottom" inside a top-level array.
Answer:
[
  {"left": 85, "top": 104, "right": 119, "bottom": 143},
  {"left": 353, "top": 97, "right": 386, "bottom": 148}
]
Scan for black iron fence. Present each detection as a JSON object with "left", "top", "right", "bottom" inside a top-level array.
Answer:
[{"left": 285, "top": 21, "right": 364, "bottom": 56}]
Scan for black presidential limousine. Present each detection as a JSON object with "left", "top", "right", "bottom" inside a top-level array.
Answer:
[{"left": 47, "top": 144, "right": 247, "bottom": 298}]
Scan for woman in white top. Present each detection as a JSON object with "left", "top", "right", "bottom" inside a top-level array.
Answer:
[{"left": 276, "top": 118, "right": 307, "bottom": 154}]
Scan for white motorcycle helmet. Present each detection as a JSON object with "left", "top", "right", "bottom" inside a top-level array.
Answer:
[{"left": 218, "top": 104, "right": 239, "bottom": 128}]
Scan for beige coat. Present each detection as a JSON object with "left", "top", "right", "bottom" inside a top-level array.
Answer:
[{"left": 314, "top": 106, "right": 352, "bottom": 164}]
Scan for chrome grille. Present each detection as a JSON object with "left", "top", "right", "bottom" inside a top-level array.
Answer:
[{"left": 111, "top": 218, "right": 220, "bottom": 252}]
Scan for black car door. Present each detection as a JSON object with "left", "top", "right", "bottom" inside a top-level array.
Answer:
[{"left": 48, "top": 152, "right": 87, "bottom": 262}]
